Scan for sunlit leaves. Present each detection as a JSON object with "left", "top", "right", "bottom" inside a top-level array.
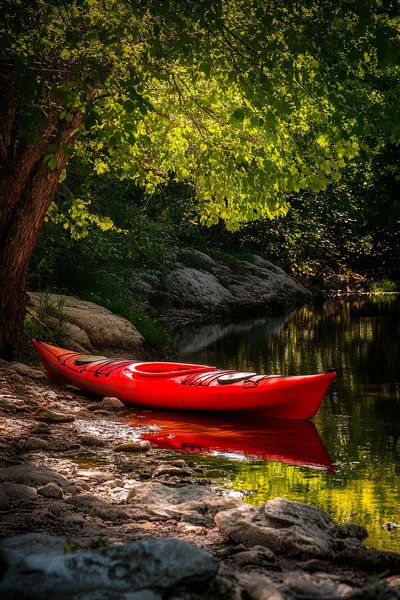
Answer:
[
  {"left": 3, "top": 0, "right": 400, "bottom": 229},
  {"left": 49, "top": 198, "right": 124, "bottom": 240}
]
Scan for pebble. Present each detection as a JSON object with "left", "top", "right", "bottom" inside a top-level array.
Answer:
[
  {"left": 233, "top": 546, "right": 275, "bottom": 566},
  {"left": 171, "top": 459, "right": 188, "bottom": 468},
  {"left": 78, "top": 434, "right": 105, "bottom": 447},
  {"left": 110, "top": 479, "right": 124, "bottom": 488},
  {"left": 9, "top": 373, "right": 24, "bottom": 383},
  {"left": 75, "top": 470, "right": 115, "bottom": 483},
  {"left": 37, "top": 483, "right": 64, "bottom": 499},
  {"left": 9, "top": 362, "right": 46, "bottom": 380},
  {"left": 0, "top": 397, "right": 17, "bottom": 413},
  {"left": 0, "top": 482, "right": 38, "bottom": 509},
  {"left": 244, "top": 576, "right": 284, "bottom": 600},
  {"left": 62, "top": 513, "right": 87, "bottom": 526},
  {"left": 34, "top": 407, "right": 75, "bottom": 423},
  {"left": 30, "top": 423, "right": 52, "bottom": 435},
  {"left": 152, "top": 466, "right": 191, "bottom": 478},
  {"left": 176, "top": 522, "right": 207, "bottom": 536},
  {"left": 114, "top": 440, "right": 151, "bottom": 453},
  {"left": 23, "top": 436, "right": 51, "bottom": 451},
  {"left": 75, "top": 408, "right": 98, "bottom": 419},
  {"left": 74, "top": 479, "right": 91, "bottom": 491},
  {"left": 101, "top": 396, "right": 125, "bottom": 410}
]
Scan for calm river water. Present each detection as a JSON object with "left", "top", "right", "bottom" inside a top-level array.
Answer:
[{"left": 129, "top": 296, "right": 400, "bottom": 551}]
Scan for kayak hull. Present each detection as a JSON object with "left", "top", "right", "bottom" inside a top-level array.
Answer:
[{"left": 32, "top": 340, "right": 336, "bottom": 420}]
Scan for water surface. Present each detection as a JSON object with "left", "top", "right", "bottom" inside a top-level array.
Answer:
[{"left": 130, "top": 296, "right": 400, "bottom": 551}]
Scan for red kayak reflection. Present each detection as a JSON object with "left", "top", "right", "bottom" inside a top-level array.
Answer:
[{"left": 127, "top": 411, "right": 334, "bottom": 472}]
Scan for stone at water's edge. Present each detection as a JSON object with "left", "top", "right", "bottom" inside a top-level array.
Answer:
[
  {"left": 28, "top": 292, "right": 144, "bottom": 353},
  {"left": 214, "top": 497, "right": 368, "bottom": 559},
  {"left": 126, "top": 481, "right": 241, "bottom": 526},
  {"left": 0, "top": 534, "right": 218, "bottom": 598}
]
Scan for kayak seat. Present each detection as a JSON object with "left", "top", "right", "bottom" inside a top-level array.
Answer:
[
  {"left": 73, "top": 355, "right": 108, "bottom": 366},
  {"left": 217, "top": 372, "right": 257, "bottom": 385}
]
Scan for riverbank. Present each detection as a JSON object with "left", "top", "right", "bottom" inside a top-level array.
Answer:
[{"left": 1, "top": 360, "right": 400, "bottom": 598}]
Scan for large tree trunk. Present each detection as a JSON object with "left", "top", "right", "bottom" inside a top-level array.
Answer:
[{"left": 0, "top": 111, "right": 84, "bottom": 359}]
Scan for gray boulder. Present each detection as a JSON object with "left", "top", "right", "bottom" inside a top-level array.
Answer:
[
  {"left": 126, "top": 482, "right": 240, "bottom": 525},
  {"left": 160, "top": 251, "right": 311, "bottom": 318},
  {"left": 29, "top": 292, "right": 144, "bottom": 353},
  {"left": 215, "top": 497, "right": 367, "bottom": 559},
  {"left": 164, "top": 267, "right": 234, "bottom": 311},
  {"left": 0, "top": 534, "right": 218, "bottom": 598},
  {"left": 67, "top": 494, "right": 130, "bottom": 522}
]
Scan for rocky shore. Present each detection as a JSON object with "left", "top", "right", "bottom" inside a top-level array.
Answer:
[{"left": 1, "top": 360, "right": 400, "bottom": 599}]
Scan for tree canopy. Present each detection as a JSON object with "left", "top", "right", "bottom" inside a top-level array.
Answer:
[{"left": 3, "top": 0, "right": 400, "bottom": 229}]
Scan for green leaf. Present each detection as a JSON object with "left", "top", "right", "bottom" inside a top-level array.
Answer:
[
  {"left": 123, "top": 99, "right": 136, "bottom": 113},
  {"left": 230, "top": 108, "right": 246, "bottom": 123}
]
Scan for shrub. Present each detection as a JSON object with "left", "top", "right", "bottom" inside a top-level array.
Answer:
[{"left": 370, "top": 279, "right": 398, "bottom": 294}]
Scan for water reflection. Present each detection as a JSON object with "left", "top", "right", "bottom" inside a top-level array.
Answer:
[
  {"left": 173, "top": 313, "right": 294, "bottom": 355},
  {"left": 168, "top": 296, "right": 400, "bottom": 552},
  {"left": 127, "top": 410, "right": 333, "bottom": 471}
]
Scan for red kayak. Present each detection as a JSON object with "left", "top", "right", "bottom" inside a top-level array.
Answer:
[
  {"left": 32, "top": 340, "right": 336, "bottom": 420},
  {"left": 128, "top": 411, "right": 334, "bottom": 470}
]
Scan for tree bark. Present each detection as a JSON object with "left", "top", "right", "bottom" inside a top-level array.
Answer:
[{"left": 0, "top": 111, "right": 84, "bottom": 359}]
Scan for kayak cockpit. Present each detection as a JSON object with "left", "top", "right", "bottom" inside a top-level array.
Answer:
[{"left": 127, "top": 362, "right": 215, "bottom": 377}]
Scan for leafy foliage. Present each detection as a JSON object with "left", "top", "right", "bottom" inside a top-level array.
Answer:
[
  {"left": 29, "top": 166, "right": 187, "bottom": 347},
  {"left": 214, "top": 143, "right": 400, "bottom": 284},
  {"left": 3, "top": 0, "right": 400, "bottom": 230},
  {"left": 370, "top": 279, "right": 397, "bottom": 294}
]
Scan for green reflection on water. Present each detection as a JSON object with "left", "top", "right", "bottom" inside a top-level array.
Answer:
[{"left": 176, "top": 296, "right": 400, "bottom": 551}]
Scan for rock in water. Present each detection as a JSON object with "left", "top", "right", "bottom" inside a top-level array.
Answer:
[
  {"left": 165, "top": 268, "right": 234, "bottom": 312},
  {"left": 0, "top": 534, "right": 218, "bottom": 598}
]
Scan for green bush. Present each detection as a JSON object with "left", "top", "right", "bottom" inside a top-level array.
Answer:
[{"left": 370, "top": 279, "right": 397, "bottom": 294}]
